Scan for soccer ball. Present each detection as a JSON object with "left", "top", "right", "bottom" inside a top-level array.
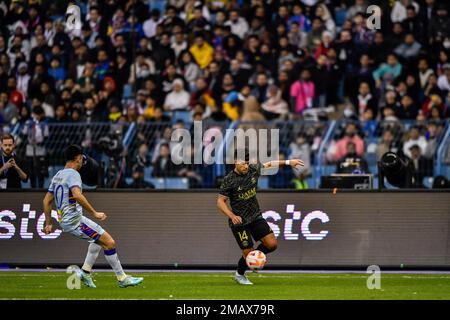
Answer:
[{"left": 245, "top": 250, "right": 267, "bottom": 270}]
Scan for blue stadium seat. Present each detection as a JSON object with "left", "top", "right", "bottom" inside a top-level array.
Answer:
[
  {"left": 148, "top": 178, "right": 165, "bottom": 189},
  {"left": 445, "top": 165, "right": 450, "bottom": 178},
  {"left": 172, "top": 111, "right": 192, "bottom": 125},
  {"left": 150, "top": 0, "right": 167, "bottom": 12},
  {"left": 144, "top": 166, "right": 153, "bottom": 179},
  {"left": 122, "top": 84, "right": 133, "bottom": 99},
  {"left": 21, "top": 180, "right": 30, "bottom": 189},
  {"left": 306, "top": 177, "right": 315, "bottom": 189},
  {"left": 165, "top": 178, "right": 189, "bottom": 189},
  {"left": 82, "top": 184, "right": 97, "bottom": 190},
  {"left": 423, "top": 177, "right": 434, "bottom": 189},
  {"left": 323, "top": 165, "right": 335, "bottom": 175},
  {"left": 366, "top": 153, "right": 377, "bottom": 167},
  {"left": 48, "top": 165, "right": 64, "bottom": 177},
  {"left": 335, "top": 8, "right": 347, "bottom": 27},
  {"left": 258, "top": 177, "right": 269, "bottom": 189}
]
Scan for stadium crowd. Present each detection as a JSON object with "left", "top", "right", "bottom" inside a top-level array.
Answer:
[{"left": 0, "top": 0, "right": 449, "bottom": 189}]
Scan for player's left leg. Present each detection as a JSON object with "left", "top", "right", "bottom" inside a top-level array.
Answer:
[
  {"left": 230, "top": 224, "right": 255, "bottom": 285},
  {"left": 251, "top": 218, "right": 277, "bottom": 255},
  {"left": 258, "top": 233, "right": 278, "bottom": 254},
  {"left": 234, "top": 247, "right": 254, "bottom": 285},
  {"left": 96, "top": 231, "right": 144, "bottom": 288}
]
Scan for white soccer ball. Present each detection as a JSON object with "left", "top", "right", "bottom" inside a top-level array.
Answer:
[{"left": 245, "top": 250, "right": 267, "bottom": 270}]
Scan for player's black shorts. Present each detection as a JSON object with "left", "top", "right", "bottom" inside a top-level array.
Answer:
[{"left": 230, "top": 218, "right": 273, "bottom": 249}]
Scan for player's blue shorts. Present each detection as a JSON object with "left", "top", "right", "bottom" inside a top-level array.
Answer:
[{"left": 68, "top": 216, "right": 105, "bottom": 243}]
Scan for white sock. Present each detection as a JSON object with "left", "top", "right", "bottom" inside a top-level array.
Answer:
[
  {"left": 104, "top": 248, "right": 127, "bottom": 281},
  {"left": 82, "top": 243, "right": 102, "bottom": 273}
]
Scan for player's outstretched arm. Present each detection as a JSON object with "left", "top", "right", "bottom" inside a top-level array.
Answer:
[
  {"left": 262, "top": 159, "right": 304, "bottom": 169},
  {"left": 42, "top": 192, "right": 54, "bottom": 234},
  {"left": 71, "top": 187, "right": 107, "bottom": 221}
]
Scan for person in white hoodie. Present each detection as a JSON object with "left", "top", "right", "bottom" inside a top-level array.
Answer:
[
  {"left": 225, "top": 9, "right": 249, "bottom": 39},
  {"left": 391, "top": 0, "right": 419, "bottom": 23},
  {"left": 164, "top": 78, "right": 191, "bottom": 111},
  {"left": 261, "top": 85, "right": 289, "bottom": 120}
]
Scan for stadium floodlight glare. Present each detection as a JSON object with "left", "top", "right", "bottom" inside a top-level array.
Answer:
[
  {"left": 378, "top": 152, "right": 413, "bottom": 189},
  {"left": 79, "top": 155, "right": 101, "bottom": 187}
]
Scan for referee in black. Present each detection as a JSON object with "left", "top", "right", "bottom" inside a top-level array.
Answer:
[
  {"left": 217, "top": 149, "right": 303, "bottom": 285},
  {"left": 0, "top": 134, "right": 28, "bottom": 189}
]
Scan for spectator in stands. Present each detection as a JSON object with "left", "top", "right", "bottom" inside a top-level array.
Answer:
[
  {"left": 373, "top": 54, "right": 402, "bottom": 90},
  {"left": 225, "top": 9, "right": 249, "bottom": 39},
  {"left": 0, "top": 92, "right": 18, "bottom": 125},
  {"left": 164, "top": 78, "right": 190, "bottom": 111},
  {"left": 128, "top": 164, "right": 154, "bottom": 189},
  {"left": 333, "top": 122, "right": 365, "bottom": 162},
  {"left": 397, "top": 95, "right": 419, "bottom": 120},
  {"left": 394, "top": 33, "right": 422, "bottom": 61},
  {"left": 261, "top": 85, "right": 289, "bottom": 120},
  {"left": 352, "top": 82, "right": 377, "bottom": 121},
  {"left": 21, "top": 105, "right": 48, "bottom": 188},
  {"left": 417, "top": 58, "right": 434, "bottom": 92},
  {"left": 336, "top": 141, "right": 369, "bottom": 174},
  {"left": 424, "top": 121, "right": 442, "bottom": 159},
  {"left": 403, "top": 126, "right": 428, "bottom": 158},
  {"left": 251, "top": 72, "right": 271, "bottom": 104},
  {"left": 189, "top": 33, "right": 213, "bottom": 69},
  {"left": 152, "top": 143, "right": 178, "bottom": 177},
  {"left": 428, "top": 5, "right": 450, "bottom": 47},
  {"left": 143, "top": 9, "right": 163, "bottom": 39},
  {"left": 376, "top": 130, "right": 402, "bottom": 160},
  {"left": 151, "top": 126, "right": 174, "bottom": 164},
  {"left": 422, "top": 94, "right": 446, "bottom": 118},
  {"left": 178, "top": 51, "right": 201, "bottom": 86},
  {"left": 346, "top": 0, "right": 368, "bottom": 21},
  {"left": 409, "top": 144, "right": 433, "bottom": 188},
  {"left": 437, "top": 63, "right": 450, "bottom": 93},
  {"left": 176, "top": 144, "right": 203, "bottom": 188},
  {"left": 0, "top": 133, "right": 28, "bottom": 189},
  {"left": 361, "top": 108, "right": 378, "bottom": 137},
  {"left": 391, "top": 0, "right": 420, "bottom": 23},
  {"left": 289, "top": 133, "right": 311, "bottom": 177},
  {"left": 1, "top": 0, "right": 449, "bottom": 189},
  {"left": 240, "top": 95, "right": 265, "bottom": 122},
  {"left": 290, "top": 69, "right": 315, "bottom": 114}
]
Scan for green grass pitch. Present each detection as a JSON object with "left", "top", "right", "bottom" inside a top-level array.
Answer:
[{"left": 1, "top": 271, "right": 450, "bottom": 300}]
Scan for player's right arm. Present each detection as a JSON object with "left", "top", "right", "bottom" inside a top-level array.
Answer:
[
  {"left": 42, "top": 192, "right": 54, "bottom": 234},
  {"left": 217, "top": 176, "right": 242, "bottom": 225},
  {"left": 70, "top": 187, "right": 107, "bottom": 221},
  {"left": 217, "top": 195, "right": 242, "bottom": 225}
]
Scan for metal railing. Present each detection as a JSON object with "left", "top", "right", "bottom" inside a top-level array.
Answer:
[{"left": 2, "top": 119, "right": 448, "bottom": 189}]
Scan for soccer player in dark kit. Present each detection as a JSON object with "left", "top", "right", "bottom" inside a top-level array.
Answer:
[{"left": 217, "top": 150, "right": 304, "bottom": 285}]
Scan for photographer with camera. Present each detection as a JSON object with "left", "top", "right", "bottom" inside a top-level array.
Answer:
[{"left": 0, "top": 134, "right": 28, "bottom": 189}]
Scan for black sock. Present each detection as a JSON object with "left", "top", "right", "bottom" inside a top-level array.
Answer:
[
  {"left": 237, "top": 256, "right": 248, "bottom": 275},
  {"left": 256, "top": 243, "right": 274, "bottom": 254},
  {"left": 82, "top": 268, "right": 91, "bottom": 274}
]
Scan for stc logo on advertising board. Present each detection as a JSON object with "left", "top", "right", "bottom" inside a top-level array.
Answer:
[
  {"left": 0, "top": 204, "right": 330, "bottom": 241},
  {"left": 0, "top": 204, "right": 61, "bottom": 240},
  {"left": 263, "top": 205, "right": 330, "bottom": 241}
]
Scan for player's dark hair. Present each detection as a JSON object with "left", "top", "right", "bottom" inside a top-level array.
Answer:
[{"left": 64, "top": 144, "right": 83, "bottom": 162}]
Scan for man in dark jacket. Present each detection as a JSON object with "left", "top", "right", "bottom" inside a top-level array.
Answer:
[{"left": 0, "top": 134, "right": 28, "bottom": 189}]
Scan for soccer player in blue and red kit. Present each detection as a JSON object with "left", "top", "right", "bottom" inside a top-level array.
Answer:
[{"left": 42, "top": 144, "right": 143, "bottom": 288}]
